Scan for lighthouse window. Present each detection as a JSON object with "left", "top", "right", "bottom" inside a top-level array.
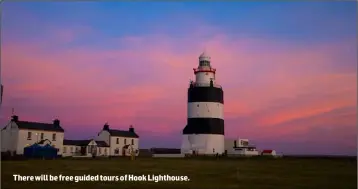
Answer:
[{"left": 200, "top": 61, "right": 210, "bottom": 66}]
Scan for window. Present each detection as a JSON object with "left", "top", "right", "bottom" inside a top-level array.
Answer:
[
  {"left": 241, "top": 141, "right": 248, "bottom": 146},
  {"left": 63, "top": 147, "right": 66, "bottom": 153},
  {"left": 234, "top": 140, "right": 237, "bottom": 148},
  {"left": 116, "top": 138, "right": 119, "bottom": 144},
  {"left": 71, "top": 147, "right": 74, "bottom": 153},
  {"left": 27, "top": 132, "right": 32, "bottom": 140},
  {"left": 114, "top": 148, "right": 119, "bottom": 154},
  {"left": 104, "top": 148, "right": 107, "bottom": 155},
  {"left": 124, "top": 139, "right": 127, "bottom": 145},
  {"left": 131, "top": 139, "right": 134, "bottom": 145},
  {"left": 40, "top": 133, "right": 44, "bottom": 140},
  {"left": 52, "top": 133, "right": 56, "bottom": 141},
  {"left": 200, "top": 61, "right": 209, "bottom": 67},
  {"left": 99, "top": 148, "right": 102, "bottom": 154},
  {"left": 197, "top": 104, "right": 199, "bottom": 107}
]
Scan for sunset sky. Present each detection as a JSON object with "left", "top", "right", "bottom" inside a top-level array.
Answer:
[{"left": 1, "top": 2, "right": 356, "bottom": 155}]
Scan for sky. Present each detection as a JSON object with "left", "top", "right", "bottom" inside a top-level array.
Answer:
[{"left": 1, "top": 2, "right": 356, "bottom": 155}]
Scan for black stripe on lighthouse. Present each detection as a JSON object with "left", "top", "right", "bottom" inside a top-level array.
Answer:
[
  {"left": 183, "top": 118, "right": 224, "bottom": 135},
  {"left": 188, "top": 87, "right": 224, "bottom": 104}
]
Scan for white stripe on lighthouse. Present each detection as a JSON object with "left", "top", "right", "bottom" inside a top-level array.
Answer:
[{"left": 187, "top": 102, "right": 223, "bottom": 119}]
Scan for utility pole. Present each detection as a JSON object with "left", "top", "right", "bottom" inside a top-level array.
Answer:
[
  {"left": 0, "top": 84, "right": 3, "bottom": 106},
  {"left": 0, "top": 49, "right": 3, "bottom": 107},
  {"left": 131, "top": 145, "right": 135, "bottom": 161}
]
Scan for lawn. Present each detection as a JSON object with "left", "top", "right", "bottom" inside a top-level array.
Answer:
[{"left": 1, "top": 157, "right": 356, "bottom": 189}]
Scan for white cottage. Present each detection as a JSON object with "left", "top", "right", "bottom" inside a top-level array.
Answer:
[
  {"left": 62, "top": 139, "right": 110, "bottom": 157},
  {"left": 1, "top": 115, "right": 65, "bottom": 156},
  {"left": 96, "top": 123, "right": 139, "bottom": 156}
]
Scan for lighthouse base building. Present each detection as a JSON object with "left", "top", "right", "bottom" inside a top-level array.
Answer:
[{"left": 181, "top": 134, "right": 225, "bottom": 155}]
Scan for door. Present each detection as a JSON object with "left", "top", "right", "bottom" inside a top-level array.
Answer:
[
  {"left": 80, "top": 146, "right": 86, "bottom": 155},
  {"left": 91, "top": 145, "right": 97, "bottom": 156},
  {"left": 122, "top": 147, "right": 126, "bottom": 156}
]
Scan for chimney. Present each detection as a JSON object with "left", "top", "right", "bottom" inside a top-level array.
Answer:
[
  {"left": 129, "top": 125, "right": 134, "bottom": 133},
  {"left": 53, "top": 119, "right": 60, "bottom": 126},
  {"left": 103, "top": 123, "right": 109, "bottom": 131},
  {"left": 11, "top": 115, "right": 19, "bottom": 122}
]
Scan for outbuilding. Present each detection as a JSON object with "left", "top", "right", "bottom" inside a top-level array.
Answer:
[{"left": 261, "top": 150, "right": 277, "bottom": 156}]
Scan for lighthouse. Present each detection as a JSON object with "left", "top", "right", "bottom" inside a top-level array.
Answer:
[{"left": 181, "top": 52, "right": 225, "bottom": 155}]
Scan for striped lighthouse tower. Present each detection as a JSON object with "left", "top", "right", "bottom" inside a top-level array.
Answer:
[{"left": 181, "top": 51, "right": 224, "bottom": 155}]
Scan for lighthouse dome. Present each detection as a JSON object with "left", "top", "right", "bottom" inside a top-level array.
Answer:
[{"left": 199, "top": 51, "right": 211, "bottom": 62}]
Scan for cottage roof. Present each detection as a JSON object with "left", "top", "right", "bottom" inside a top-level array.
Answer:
[
  {"left": 101, "top": 123, "right": 139, "bottom": 138},
  {"left": 95, "top": 141, "right": 110, "bottom": 147},
  {"left": 2, "top": 115, "right": 65, "bottom": 132},
  {"left": 262, "top": 150, "right": 273, "bottom": 153},
  {"left": 108, "top": 129, "right": 139, "bottom": 138},
  {"left": 16, "top": 121, "right": 64, "bottom": 132}
]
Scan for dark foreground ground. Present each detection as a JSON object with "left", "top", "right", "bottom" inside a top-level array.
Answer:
[{"left": 1, "top": 157, "right": 356, "bottom": 189}]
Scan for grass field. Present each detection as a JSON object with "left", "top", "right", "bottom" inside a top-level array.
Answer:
[{"left": 1, "top": 157, "right": 356, "bottom": 189}]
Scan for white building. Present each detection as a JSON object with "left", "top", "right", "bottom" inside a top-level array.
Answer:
[
  {"left": 225, "top": 138, "right": 259, "bottom": 156},
  {"left": 62, "top": 139, "right": 110, "bottom": 157},
  {"left": 96, "top": 123, "right": 139, "bottom": 156},
  {"left": 1, "top": 115, "right": 65, "bottom": 156},
  {"left": 181, "top": 51, "right": 225, "bottom": 155}
]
